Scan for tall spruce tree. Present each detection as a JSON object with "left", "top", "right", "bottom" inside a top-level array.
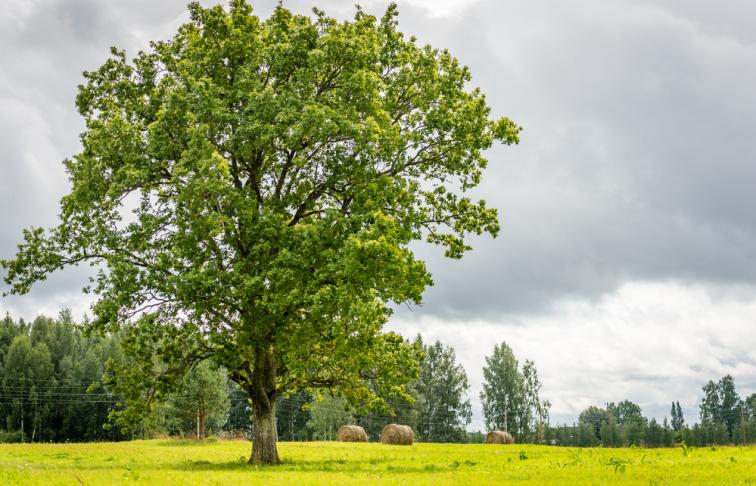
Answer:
[
  {"left": 1, "top": 1, "right": 518, "bottom": 464},
  {"left": 415, "top": 338, "right": 472, "bottom": 442},
  {"left": 670, "top": 401, "right": 684, "bottom": 431}
]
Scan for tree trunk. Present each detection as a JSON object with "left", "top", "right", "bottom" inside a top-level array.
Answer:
[
  {"left": 239, "top": 345, "right": 281, "bottom": 465},
  {"left": 196, "top": 409, "right": 206, "bottom": 440},
  {"left": 249, "top": 400, "right": 279, "bottom": 465}
]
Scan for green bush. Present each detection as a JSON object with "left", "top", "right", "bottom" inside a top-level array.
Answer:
[{"left": 0, "top": 430, "right": 24, "bottom": 443}]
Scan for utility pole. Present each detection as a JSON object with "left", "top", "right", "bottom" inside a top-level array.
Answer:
[{"left": 741, "top": 406, "right": 746, "bottom": 445}]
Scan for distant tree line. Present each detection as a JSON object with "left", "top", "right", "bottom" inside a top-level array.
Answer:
[
  {"left": 0, "top": 311, "right": 125, "bottom": 442},
  {"left": 0, "top": 311, "right": 242, "bottom": 442},
  {"left": 3, "top": 310, "right": 754, "bottom": 447},
  {"left": 546, "top": 375, "right": 756, "bottom": 447},
  {"left": 0, "top": 313, "right": 482, "bottom": 443}
]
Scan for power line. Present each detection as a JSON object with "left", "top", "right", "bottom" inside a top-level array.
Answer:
[{"left": 0, "top": 392, "right": 462, "bottom": 427}]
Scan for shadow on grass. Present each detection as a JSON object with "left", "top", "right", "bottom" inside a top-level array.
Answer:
[
  {"left": 14, "top": 452, "right": 478, "bottom": 476},
  {"left": 168, "top": 455, "right": 476, "bottom": 475},
  {"left": 154, "top": 439, "right": 226, "bottom": 447},
  {"left": 172, "top": 456, "right": 385, "bottom": 472}
]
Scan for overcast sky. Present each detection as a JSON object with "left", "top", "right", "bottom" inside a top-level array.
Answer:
[{"left": 3, "top": 0, "right": 756, "bottom": 430}]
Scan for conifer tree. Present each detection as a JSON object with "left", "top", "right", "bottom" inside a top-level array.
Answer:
[{"left": 415, "top": 338, "right": 472, "bottom": 442}]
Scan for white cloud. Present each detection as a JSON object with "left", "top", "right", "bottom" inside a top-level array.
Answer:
[
  {"left": 390, "top": 281, "right": 756, "bottom": 429},
  {"left": 398, "top": 0, "right": 481, "bottom": 17},
  {"left": 0, "top": 0, "right": 41, "bottom": 29}
]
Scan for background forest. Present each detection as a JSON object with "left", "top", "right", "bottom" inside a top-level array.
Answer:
[{"left": 2, "top": 310, "right": 755, "bottom": 448}]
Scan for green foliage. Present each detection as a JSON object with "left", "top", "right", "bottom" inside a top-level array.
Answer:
[
  {"left": 0, "top": 430, "right": 23, "bottom": 443},
  {"left": 561, "top": 401, "right": 656, "bottom": 447},
  {"left": 306, "top": 395, "right": 354, "bottom": 441},
  {"left": 146, "top": 361, "right": 230, "bottom": 438},
  {"left": 522, "top": 359, "right": 549, "bottom": 442},
  {"left": 578, "top": 406, "right": 611, "bottom": 441},
  {"left": 464, "top": 430, "right": 485, "bottom": 443},
  {"left": 700, "top": 380, "right": 721, "bottom": 426},
  {"left": 480, "top": 342, "right": 546, "bottom": 441},
  {"left": 0, "top": 312, "right": 127, "bottom": 442},
  {"left": 223, "top": 382, "right": 252, "bottom": 436},
  {"left": 354, "top": 382, "right": 423, "bottom": 441},
  {"left": 549, "top": 377, "right": 756, "bottom": 449},
  {"left": 671, "top": 401, "right": 685, "bottom": 431},
  {"left": 644, "top": 418, "right": 664, "bottom": 446},
  {"left": 1, "top": 334, "right": 54, "bottom": 441},
  {"left": 276, "top": 391, "right": 312, "bottom": 441},
  {"left": 699, "top": 375, "right": 745, "bottom": 442},
  {"left": 415, "top": 337, "right": 472, "bottom": 443},
  {"left": 600, "top": 415, "right": 620, "bottom": 447},
  {"left": 607, "top": 400, "right": 645, "bottom": 426},
  {"left": 2, "top": 0, "right": 517, "bottom": 462},
  {"left": 744, "top": 393, "right": 756, "bottom": 421},
  {"left": 557, "top": 402, "right": 680, "bottom": 448},
  {"left": 718, "top": 375, "right": 741, "bottom": 440},
  {"left": 0, "top": 313, "right": 26, "bottom": 358}
]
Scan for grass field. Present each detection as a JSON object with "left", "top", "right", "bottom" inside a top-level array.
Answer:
[{"left": 1, "top": 440, "right": 756, "bottom": 485}]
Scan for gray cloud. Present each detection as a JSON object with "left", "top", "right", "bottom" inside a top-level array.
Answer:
[
  {"left": 0, "top": 0, "right": 191, "bottom": 315},
  {"left": 390, "top": 0, "right": 756, "bottom": 319}
]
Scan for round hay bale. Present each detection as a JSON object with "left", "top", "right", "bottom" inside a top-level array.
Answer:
[
  {"left": 336, "top": 425, "right": 368, "bottom": 442},
  {"left": 380, "top": 424, "right": 414, "bottom": 445},
  {"left": 485, "top": 431, "right": 514, "bottom": 444}
]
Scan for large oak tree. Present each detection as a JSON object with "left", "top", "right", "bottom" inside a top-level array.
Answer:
[{"left": 2, "top": 1, "right": 519, "bottom": 463}]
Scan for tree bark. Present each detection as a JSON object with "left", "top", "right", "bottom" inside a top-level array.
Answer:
[
  {"left": 246, "top": 345, "right": 280, "bottom": 465},
  {"left": 249, "top": 400, "right": 279, "bottom": 465},
  {"left": 197, "top": 409, "right": 206, "bottom": 439}
]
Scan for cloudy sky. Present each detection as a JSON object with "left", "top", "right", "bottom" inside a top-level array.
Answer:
[{"left": 3, "top": 0, "right": 756, "bottom": 430}]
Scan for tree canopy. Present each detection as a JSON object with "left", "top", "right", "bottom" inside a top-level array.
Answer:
[
  {"left": 481, "top": 342, "right": 527, "bottom": 437},
  {"left": 607, "top": 400, "right": 645, "bottom": 426},
  {"left": 2, "top": 1, "right": 519, "bottom": 463},
  {"left": 415, "top": 337, "right": 472, "bottom": 442}
]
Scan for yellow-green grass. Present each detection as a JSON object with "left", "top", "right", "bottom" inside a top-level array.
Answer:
[{"left": 1, "top": 440, "right": 756, "bottom": 485}]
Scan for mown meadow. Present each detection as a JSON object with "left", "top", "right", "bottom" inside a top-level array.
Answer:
[{"left": 1, "top": 440, "right": 755, "bottom": 485}]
